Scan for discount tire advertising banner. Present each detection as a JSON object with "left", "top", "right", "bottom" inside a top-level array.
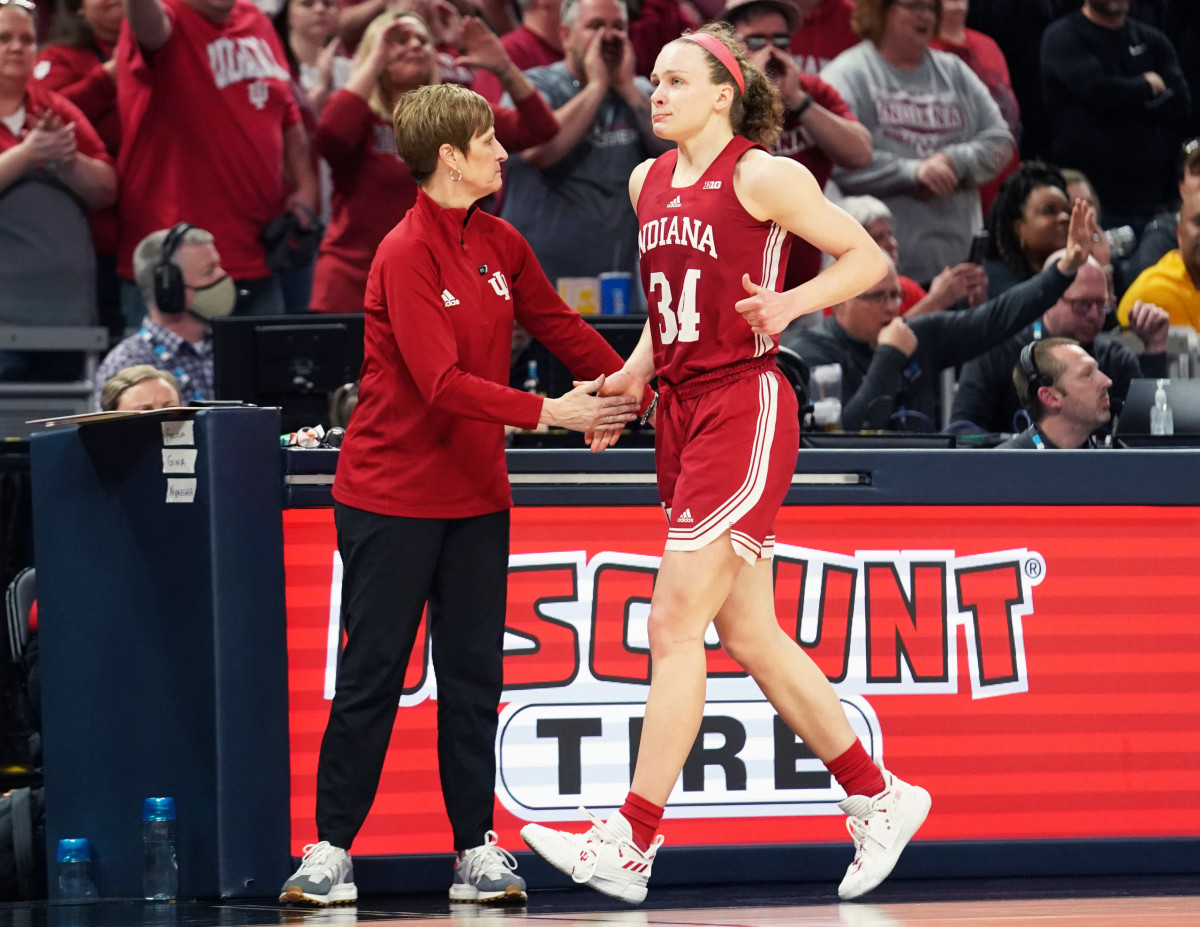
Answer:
[{"left": 283, "top": 504, "right": 1200, "bottom": 856}]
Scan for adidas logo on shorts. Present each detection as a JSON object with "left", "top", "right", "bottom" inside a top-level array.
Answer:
[
  {"left": 666, "top": 196, "right": 682, "bottom": 208},
  {"left": 677, "top": 508, "right": 693, "bottom": 524}
]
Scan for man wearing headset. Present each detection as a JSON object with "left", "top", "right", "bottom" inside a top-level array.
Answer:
[
  {"left": 92, "top": 224, "right": 236, "bottom": 410},
  {"left": 998, "top": 336, "right": 1114, "bottom": 449}
]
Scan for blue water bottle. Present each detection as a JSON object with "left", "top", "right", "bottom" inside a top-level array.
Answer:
[
  {"left": 142, "top": 797, "right": 178, "bottom": 901},
  {"left": 56, "top": 838, "right": 98, "bottom": 901}
]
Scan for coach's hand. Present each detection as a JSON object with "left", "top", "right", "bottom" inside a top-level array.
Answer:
[{"left": 540, "top": 375, "right": 638, "bottom": 436}]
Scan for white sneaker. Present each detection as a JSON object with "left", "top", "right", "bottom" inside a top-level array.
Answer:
[
  {"left": 521, "top": 808, "right": 664, "bottom": 904},
  {"left": 449, "top": 830, "right": 527, "bottom": 903},
  {"left": 837, "top": 769, "right": 931, "bottom": 900},
  {"left": 279, "top": 841, "right": 357, "bottom": 905}
]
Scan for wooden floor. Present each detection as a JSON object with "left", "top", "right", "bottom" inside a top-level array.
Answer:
[
  {"left": 357, "top": 895, "right": 1200, "bottom": 926},
  {"left": 8, "top": 877, "right": 1199, "bottom": 927}
]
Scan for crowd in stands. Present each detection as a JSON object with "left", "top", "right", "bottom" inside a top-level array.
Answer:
[{"left": 4, "top": 0, "right": 1200, "bottom": 442}]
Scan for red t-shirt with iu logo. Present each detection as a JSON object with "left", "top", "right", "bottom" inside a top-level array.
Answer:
[
  {"left": 114, "top": 0, "right": 300, "bottom": 280},
  {"left": 636, "top": 135, "right": 791, "bottom": 387}
]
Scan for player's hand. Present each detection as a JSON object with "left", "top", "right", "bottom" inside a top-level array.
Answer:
[
  {"left": 581, "top": 368, "right": 648, "bottom": 451},
  {"left": 593, "top": 368, "right": 647, "bottom": 403},
  {"left": 735, "top": 273, "right": 796, "bottom": 335}
]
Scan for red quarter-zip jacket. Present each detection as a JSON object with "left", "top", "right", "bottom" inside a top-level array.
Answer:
[{"left": 333, "top": 187, "right": 626, "bottom": 518}]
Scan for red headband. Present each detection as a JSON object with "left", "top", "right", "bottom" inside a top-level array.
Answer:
[{"left": 681, "top": 33, "right": 745, "bottom": 96}]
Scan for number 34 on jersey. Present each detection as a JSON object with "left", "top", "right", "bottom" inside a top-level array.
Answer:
[{"left": 650, "top": 269, "right": 701, "bottom": 345}]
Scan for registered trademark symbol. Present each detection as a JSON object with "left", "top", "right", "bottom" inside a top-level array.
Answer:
[{"left": 1024, "top": 558, "right": 1042, "bottom": 578}]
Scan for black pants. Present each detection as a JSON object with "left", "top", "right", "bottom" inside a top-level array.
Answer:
[{"left": 316, "top": 502, "right": 509, "bottom": 852}]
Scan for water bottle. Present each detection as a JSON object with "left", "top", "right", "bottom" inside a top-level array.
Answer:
[
  {"left": 142, "top": 797, "right": 178, "bottom": 901},
  {"left": 56, "top": 838, "right": 98, "bottom": 901},
  {"left": 522, "top": 360, "right": 542, "bottom": 396},
  {"left": 1150, "top": 379, "right": 1174, "bottom": 436}
]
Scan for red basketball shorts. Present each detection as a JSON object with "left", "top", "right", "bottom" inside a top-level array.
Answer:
[{"left": 656, "top": 364, "right": 799, "bottom": 565}]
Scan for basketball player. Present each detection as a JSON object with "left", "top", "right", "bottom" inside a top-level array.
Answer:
[{"left": 521, "top": 24, "right": 931, "bottom": 903}]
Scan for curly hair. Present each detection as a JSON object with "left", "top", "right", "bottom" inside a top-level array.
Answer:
[
  {"left": 984, "top": 160, "right": 1068, "bottom": 282},
  {"left": 677, "top": 23, "right": 783, "bottom": 148}
]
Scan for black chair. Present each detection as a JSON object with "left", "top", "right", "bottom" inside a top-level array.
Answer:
[{"left": 2, "top": 566, "right": 39, "bottom": 785}]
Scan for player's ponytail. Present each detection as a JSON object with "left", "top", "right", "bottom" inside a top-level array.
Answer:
[
  {"left": 681, "top": 23, "right": 782, "bottom": 149},
  {"left": 738, "top": 57, "right": 783, "bottom": 149}
]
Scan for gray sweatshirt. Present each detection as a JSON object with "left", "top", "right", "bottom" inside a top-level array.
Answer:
[{"left": 820, "top": 40, "right": 1013, "bottom": 283}]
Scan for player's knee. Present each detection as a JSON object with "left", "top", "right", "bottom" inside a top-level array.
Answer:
[
  {"left": 646, "top": 610, "right": 706, "bottom": 656},
  {"left": 718, "top": 627, "right": 763, "bottom": 668},
  {"left": 717, "top": 621, "right": 782, "bottom": 671}
]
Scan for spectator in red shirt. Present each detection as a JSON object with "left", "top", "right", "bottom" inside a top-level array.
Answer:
[
  {"left": 726, "top": 0, "right": 872, "bottom": 297},
  {"left": 35, "top": 0, "right": 122, "bottom": 149},
  {"left": 116, "top": 0, "right": 320, "bottom": 322},
  {"left": 34, "top": 0, "right": 125, "bottom": 334},
  {"left": 1, "top": 2, "right": 116, "bottom": 211},
  {"left": 311, "top": 11, "right": 557, "bottom": 312},
  {"left": 789, "top": 0, "right": 857, "bottom": 75},
  {"left": 280, "top": 81, "right": 640, "bottom": 907},
  {"left": 0, "top": 0, "right": 117, "bottom": 381},
  {"left": 627, "top": 0, "right": 696, "bottom": 77}
]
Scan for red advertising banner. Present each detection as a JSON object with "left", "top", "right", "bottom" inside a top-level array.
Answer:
[{"left": 284, "top": 505, "right": 1200, "bottom": 857}]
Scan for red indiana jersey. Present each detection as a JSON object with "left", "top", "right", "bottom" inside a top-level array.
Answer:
[{"left": 636, "top": 135, "right": 790, "bottom": 386}]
